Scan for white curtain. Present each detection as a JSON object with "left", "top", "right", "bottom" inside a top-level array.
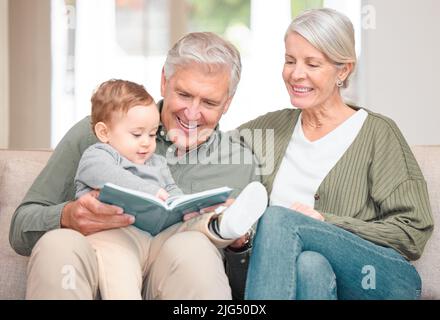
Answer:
[
  {"left": 51, "top": 0, "right": 74, "bottom": 146},
  {"left": 75, "top": 0, "right": 118, "bottom": 122},
  {"left": 222, "top": 0, "right": 292, "bottom": 130}
]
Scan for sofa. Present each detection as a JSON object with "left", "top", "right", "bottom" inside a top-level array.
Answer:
[{"left": 0, "top": 147, "right": 439, "bottom": 299}]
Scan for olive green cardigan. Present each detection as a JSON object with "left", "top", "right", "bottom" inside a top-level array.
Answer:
[{"left": 238, "top": 107, "right": 434, "bottom": 261}]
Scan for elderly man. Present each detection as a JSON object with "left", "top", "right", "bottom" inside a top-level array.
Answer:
[{"left": 9, "top": 32, "right": 260, "bottom": 299}]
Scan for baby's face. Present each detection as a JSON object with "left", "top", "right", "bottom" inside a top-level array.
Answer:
[{"left": 107, "top": 104, "right": 160, "bottom": 164}]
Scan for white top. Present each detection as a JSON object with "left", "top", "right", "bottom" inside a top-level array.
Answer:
[{"left": 270, "top": 109, "right": 368, "bottom": 208}]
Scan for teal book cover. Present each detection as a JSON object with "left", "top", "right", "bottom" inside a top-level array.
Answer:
[{"left": 99, "top": 183, "right": 233, "bottom": 235}]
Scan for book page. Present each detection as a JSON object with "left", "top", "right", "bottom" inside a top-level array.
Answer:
[
  {"left": 168, "top": 186, "right": 232, "bottom": 209},
  {"left": 103, "top": 183, "right": 168, "bottom": 208},
  {"left": 165, "top": 195, "right": 181, "bottom": 207}
]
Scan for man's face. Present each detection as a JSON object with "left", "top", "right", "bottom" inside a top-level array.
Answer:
[{"left": 160, "top": 63, "right": 232, "bottom": 151}]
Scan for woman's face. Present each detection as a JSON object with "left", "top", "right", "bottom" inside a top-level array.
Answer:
[{"left": 282, "top": 32, "right": 344, "bottom": 111}]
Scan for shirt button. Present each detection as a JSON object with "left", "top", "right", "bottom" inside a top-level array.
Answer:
[
  {"left": 160, "top": 130, "right": 165, "bottom": 136},
  {"left": 167, "top": 147, "right": 173, "bottom": 153},
  {"left": 240, "top": 259, "right": 246, "bottom": 264},
  {"left": 314, "top": 194, "right": 320, "bottom": 200}
]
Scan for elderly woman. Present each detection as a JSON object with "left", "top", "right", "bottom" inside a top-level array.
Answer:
[{"left": 240, "top": 8, "right": 433, "bottom": 299}]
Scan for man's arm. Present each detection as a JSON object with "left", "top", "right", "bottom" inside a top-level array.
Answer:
[
  {"left": 9, "top": 117, "right": 133, "bottom": 256},
  {"left": 9, "top": 117, "right": 94, "bottom": 255}
]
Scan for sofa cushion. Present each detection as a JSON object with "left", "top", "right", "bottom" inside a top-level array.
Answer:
[
  {"left": 0, "top": 155, "right": 50, "bottom": 299},
  {"left": 411, "top": 146, "right": 440, "bottom": 299}
]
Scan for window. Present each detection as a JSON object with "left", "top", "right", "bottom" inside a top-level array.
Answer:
[
  {"left": 188, "top": 0, "right": 250, "bottom": 36},
  {"left": 115, "top": 0, "right": 169, "bottom": 56},
  {"left": 51, "top": 0, "right": 361, "bottom": 147},
  {"left": 292, "top": 0, "right": 323, "bottom": 17}
]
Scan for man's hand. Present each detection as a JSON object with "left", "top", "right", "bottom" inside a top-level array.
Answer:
[
  {"left": 228, "top": 234, "right": 249, "bottom": 250},
  {"left": 290, "top": 202, "right": 324, "bottom": 221},
  {"left": 60, "top": 190, "right": 135, "bottom": 235},
  {"left": 182, "top": 211, "right": 200, "bottom": 222}
]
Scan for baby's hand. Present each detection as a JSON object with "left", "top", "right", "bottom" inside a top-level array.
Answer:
[{"left": 156, "top": 188, "right": 169, "bottom": 201}]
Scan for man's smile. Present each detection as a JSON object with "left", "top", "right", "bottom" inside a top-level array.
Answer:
[{"left": 176, "top": 116, "right": 200, "bottom": 131}]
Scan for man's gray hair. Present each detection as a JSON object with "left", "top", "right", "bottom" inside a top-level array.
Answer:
[
  {"left": 164, "top": 32, "right": 242, "bottom": 96},
  {"left": 286, "top": 8, "right": 357, "bottom": 88}
]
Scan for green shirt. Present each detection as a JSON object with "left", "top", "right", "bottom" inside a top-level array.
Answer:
[
  {"left": 238, "top": 107, "right": 434, "bottom": 261},
  {"left": 9, "top": 116, "right": 260, "bottom": 256}
]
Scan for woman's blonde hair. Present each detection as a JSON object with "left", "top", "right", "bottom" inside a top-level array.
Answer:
[{"left": 286, "top": 8, "right": 356, "bottom": 88}]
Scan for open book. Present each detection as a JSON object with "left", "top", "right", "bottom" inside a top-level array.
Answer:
[{"left": 99, "top": 183, "right": 233, "bottom": 236}]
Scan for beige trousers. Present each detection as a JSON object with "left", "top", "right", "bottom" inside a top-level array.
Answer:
[{"left": 26, "top": 212, "right": 234, "bottom": 300}]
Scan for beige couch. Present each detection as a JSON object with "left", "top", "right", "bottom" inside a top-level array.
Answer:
[{"left": 1, "top": 147, "right": 439, "bottom": 299}]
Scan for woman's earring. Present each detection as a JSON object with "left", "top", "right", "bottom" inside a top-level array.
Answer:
[{"left": 336, "top": 79, "right": 344, "bottom": 88}]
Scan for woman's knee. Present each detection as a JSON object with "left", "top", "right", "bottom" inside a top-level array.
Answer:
[
  {"left": 297, "top": 251, "right": 336, "bottom": 287},
  {"left": 297, "top": 251, "right": 337, "bottom": 299},
  {"left": 297, "top": 251, "right": 334, "bottom": 275}
]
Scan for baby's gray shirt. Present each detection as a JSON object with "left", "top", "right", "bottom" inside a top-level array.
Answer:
[{"left": 74, "top": 143, "right": 183, "bottom": 199}]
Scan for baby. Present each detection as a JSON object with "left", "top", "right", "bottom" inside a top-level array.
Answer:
[{"left": 75, "top": 79, "right": 180, "bottom": 202}]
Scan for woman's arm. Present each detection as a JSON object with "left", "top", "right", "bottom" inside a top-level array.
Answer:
[
  {"left": 323, "top": 177, "right": 433, "bottom": 261},
  {"left": 323, "top": 114, "right": 434, "bottom": 261}
]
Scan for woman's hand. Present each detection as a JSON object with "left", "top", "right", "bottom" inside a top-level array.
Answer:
[{"left": 290, "top": 202, "right": 325, "bottom": 221}]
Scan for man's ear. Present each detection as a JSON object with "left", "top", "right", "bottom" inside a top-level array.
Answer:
[
  {"left": 160, "top": 68, "right": 167, "bottom": 97},
  {"left": 222, "top": 96, "right": 233, "bottom": 115},
  {"left": 94, "top": 122, "right": 110, "bottom": 143},
  {"left": 338, "top": 62, "right": 354, "bottom": 83}
]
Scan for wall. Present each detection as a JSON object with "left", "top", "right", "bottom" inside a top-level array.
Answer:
[
  {"left": 4, "top": 0, "right": 440, "bottom": 148},
  {"left": 169, "top": 0, "right": 188, "bottom": 47},
  {"left": 0, "top": 0, "right": 8, "bottom": 148},
  {"left": 360, "top": 0, "right": 440, "bottom": 145},
  {"left": 9, "top": 0, "right": 51, "bottom": 149}
]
